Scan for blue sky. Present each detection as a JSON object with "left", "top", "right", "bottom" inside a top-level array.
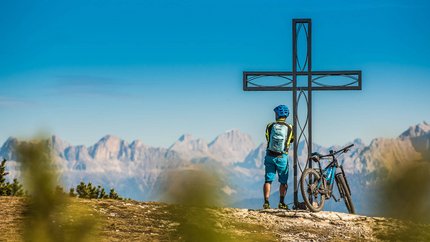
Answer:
[{"left": 0, "top": 0, "right": 429, "bottom": 147}]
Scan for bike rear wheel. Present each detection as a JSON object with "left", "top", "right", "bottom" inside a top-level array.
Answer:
[
  {"left": 336, "top": 174, "right": 355, "bottom": 214},
  {"left": 300, "top": 168, "right": 326, "bottom": 212}
]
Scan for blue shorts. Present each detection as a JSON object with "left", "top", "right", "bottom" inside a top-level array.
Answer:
[{"left": 264, "top": 153, "right": 289, "bottom": 184}]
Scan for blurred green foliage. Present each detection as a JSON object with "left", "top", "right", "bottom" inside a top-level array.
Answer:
[
  {"left": 17, "top": 139, "right": 99, "bottom": 242},
  {"left": 162, "top": 165, "right": 233, "bottom": 241},
  {"left": 377, "top": 161, "right": 430, "bottom": 241}
]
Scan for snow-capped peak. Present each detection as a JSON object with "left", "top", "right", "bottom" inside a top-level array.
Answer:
[
  {"left": 168, "top": 134, "right": 209, "bottom": 158},
  {"left": 98, "top": 135, "right": 122, "bottom": 144},
  {"left": 209, "top": 129, "right": 254, "bottom": 146},
  {"left": 399, "top": 121, "right": 430, "bottom": 139},
  {"left": 352, "top": 138, "right": 365, "bottom": 146},
  {"left": 50, "top": 135, "right": 71, "bottom": 153},
  {"left": 89, "top": 135, "right": 128, "bottom": 160},
  {"left": 0, "top": 137, "right": 19, "bottom": 160},
  {"left": 178, "top": 134, "right": 193, "bottom": 142},
  {"left": 208, "top": 129, "right": 255, "bottom": 164},
  {"left": 130, "top": 139, "right": 145, "bottom": 148}
]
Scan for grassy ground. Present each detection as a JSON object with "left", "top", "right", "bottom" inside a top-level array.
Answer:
[
  {"left": 0, "top": 197, "right": 276, "bottom": 241},
  {"left": 1, "top": 196, "right": 429, "bottom": 241}
]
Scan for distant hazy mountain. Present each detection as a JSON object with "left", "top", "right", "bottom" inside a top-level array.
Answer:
[
  {"left": 1, "top": 121, "right": 429, "bottom": 215},
  {"left": 358, "top": 121, "right": 430, "bottom": 175},
  {"left": 207, "top": 129, "right": 255, "bottom": 164},
  {"left": 168, "top": 134, "right": 210, "bottom": 160}
]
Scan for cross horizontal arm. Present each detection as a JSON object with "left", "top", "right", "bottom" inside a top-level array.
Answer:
[{"left": 243, "top": 70, "right": 361, "bottom": 91}]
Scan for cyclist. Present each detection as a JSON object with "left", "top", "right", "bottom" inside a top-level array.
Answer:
[{"left": 263, "top": 105, "right": 294, "bottom": 209}]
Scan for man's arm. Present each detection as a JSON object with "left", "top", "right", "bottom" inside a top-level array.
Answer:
[
  {"left": 285, "top": 124, "right": 294, "bottom": 150},
  {"left": 265, "top": 123, "right": 273, "bottom": 142},
  {"left": 288, "top": 124, "right": 294, "bottom": 142}
]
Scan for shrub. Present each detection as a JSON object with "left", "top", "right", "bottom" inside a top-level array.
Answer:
[
  {"left": 0, "top": 159, "right": 24, "bottom": 196},
  {"left": 75, "top": 182, "right": 121, "bottom": 200}
]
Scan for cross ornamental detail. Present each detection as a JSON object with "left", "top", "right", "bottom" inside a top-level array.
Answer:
[{"left": 242, "top": 19, "right": 362, "bottom": 209}]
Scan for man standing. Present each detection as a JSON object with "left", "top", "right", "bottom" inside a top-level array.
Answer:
[{"left": 263, "top": 105, "right": 294, "bottom": 209}]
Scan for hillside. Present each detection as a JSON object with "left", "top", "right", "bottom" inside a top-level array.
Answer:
[{"left": 1, "top": 197, "right": 427, "bottom": 241}]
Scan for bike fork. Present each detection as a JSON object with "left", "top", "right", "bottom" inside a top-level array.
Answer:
[{"left": 332, "top": 193, "right": 340, "bottom": 202}]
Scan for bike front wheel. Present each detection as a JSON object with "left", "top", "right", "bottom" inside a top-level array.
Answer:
[
  {"left": 300, "top": 168, "right": 326, "bottom": 212},
  {"left": 336, "top": 173, "right": 355, "bottom": 214}
]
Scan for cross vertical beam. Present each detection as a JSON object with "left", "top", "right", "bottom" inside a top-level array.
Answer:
[
  {"left": 292, "top": 19, "right": 299, "bottom": 210},
  {"left": 242, "top": 18, "right": 362, "bottom": 209},
  {"left": 292, "top": 19, "right": 314, "bottom": 208}
]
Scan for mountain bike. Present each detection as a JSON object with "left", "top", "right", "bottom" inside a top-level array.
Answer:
[{"left": 300, "top": 144, "right": 355, "bottom": 214}]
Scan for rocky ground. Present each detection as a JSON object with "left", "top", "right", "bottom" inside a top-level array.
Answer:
[{"left": 1, "top": 197, "right": 429, "bottom": 241}]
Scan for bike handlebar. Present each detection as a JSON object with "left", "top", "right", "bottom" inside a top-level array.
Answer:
[
  {"left": 334, "top": 144, "right": 354, "bottom": 155},
  {"left": 311, "top": 144, "right": 354, "bottom": 159}
]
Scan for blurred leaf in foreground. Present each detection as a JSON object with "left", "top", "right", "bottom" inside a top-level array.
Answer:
[
  {"left": 377, "top": 160, "right": 430, "bottom": 240},
  {"left": 161, "top": 165, "right": 231, "bottom": 241},
  {"left": 17, "top": 139, "right": 98, "bottom": 242}
]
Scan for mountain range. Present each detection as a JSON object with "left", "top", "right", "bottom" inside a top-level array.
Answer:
[{"left": 1, "top": 121, "right": 429, "bottom": 215}]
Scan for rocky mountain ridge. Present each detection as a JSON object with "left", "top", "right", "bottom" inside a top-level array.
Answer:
[{"left": 0, "top": 121, "right": 429, "bottom": 214}]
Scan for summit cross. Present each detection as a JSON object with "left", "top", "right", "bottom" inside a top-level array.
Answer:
[{"left": 242, "top": 19, "right": 362, "bottom": 209}]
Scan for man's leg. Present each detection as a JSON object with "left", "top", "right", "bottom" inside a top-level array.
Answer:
[
  {"left": 277, "top": 154, "right": 289, "bottom": 209},
  {"left": 264, "top": 182, "right": 271, "bottom": 203},
  {"left": 279, "top": 183, "right": 288, "bottom": 203},
  {"left": 264, "top": 155, "right": 276, "bottom": 209}
]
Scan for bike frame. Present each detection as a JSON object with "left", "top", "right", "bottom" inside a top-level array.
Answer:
[
  {"left": 313, "top": 144, "right": 353, "bottom": 198},
  {"left": 324, "top": 165, "right": 337, "bottom": 186},
  {"left": 315, "top": 159, "right": 338, "bottom": 196}
]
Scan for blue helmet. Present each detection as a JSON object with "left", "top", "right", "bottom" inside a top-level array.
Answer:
[{"left": 274, "top": 105, "right": 289, "bottom": 118}]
